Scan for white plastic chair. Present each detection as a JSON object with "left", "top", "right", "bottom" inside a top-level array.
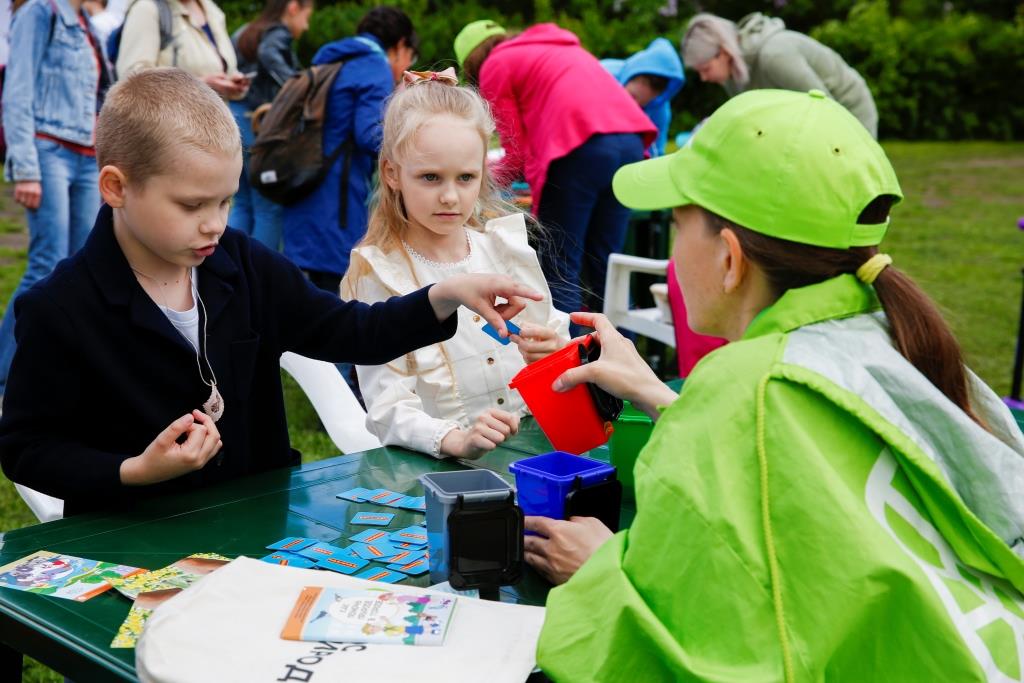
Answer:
[
  {"left": 279, "top": 352, "right": 381, "bottom": 454},
  {"left": 15, "top": 483, "right": 63, "bottom": 523},
  {"left": 602, "top": 253, "right": 676, "bottom": 346}
]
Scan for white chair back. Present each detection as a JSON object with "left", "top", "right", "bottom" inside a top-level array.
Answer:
[
  {"left": 602, "top": 253, "right": 676, "bottom": 346},
  {"left": 279, "top": 352, "right": 381, "bottom": 454},
  {"left": 14, "top": 483, "right": 63, "bottom": 523}
]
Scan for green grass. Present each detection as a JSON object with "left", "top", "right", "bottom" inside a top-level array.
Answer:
[{"left": 1, "top": 141, "right": 1023, "bottom": 680}]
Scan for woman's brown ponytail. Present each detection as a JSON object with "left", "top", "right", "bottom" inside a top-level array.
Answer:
[{"left": 701, "top": 203, "right": 982, "bottom": 425}]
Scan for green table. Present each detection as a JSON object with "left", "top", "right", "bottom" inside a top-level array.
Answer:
[{"left": 0, "top": 422, "right": 634, "bottom": 682}]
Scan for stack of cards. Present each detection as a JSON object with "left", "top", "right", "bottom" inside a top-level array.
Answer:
[
  {"left": 337, "top": 487, "right": 426, "bottom": 512},
  {"left": 259, "top": 530, "right": 430, "bottom": 583}
]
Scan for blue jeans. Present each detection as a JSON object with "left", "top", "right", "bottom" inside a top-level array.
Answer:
[
  {"left": 536, "top": 133, "right": 645, "bottom": 322},
  {"left": 229, "top": 101, "right": 283, "bottom": 250},
  {"left": 0, "top": 137, "right": 98, "bottom": 394}
]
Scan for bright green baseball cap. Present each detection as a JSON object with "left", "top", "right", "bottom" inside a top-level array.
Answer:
[
  {"left": 454, "top": 20, "right": 506, "bottom": 66},
  {"left": 613, "top": 89, "right": 903, "bottom": 248}
]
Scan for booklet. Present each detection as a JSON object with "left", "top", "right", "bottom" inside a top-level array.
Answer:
[
  {"left": 281, "top": 586, "right": 456, "bottom": 646},
  {"left": 0, "top": 550, "right": 145, "bottom": 602},
  {"left": 111, "top": 588, "right": 182, "bottom": 649},
  {"left": 106, "top": 552, "right": 231, "bottom": 600}
]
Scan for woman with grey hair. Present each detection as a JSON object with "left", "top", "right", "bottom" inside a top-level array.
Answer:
[{"left": 682, "top": 12, "right": 878, "bottom": 137}]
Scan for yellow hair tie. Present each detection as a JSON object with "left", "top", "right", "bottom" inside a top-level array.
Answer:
[{"left": 856, "top": 253, "right": 893, "bottom": 285}]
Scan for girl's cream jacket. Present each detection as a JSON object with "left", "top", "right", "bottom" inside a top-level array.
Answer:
[
  {"left": 116, "top": 0, "right": 237, "bottom": 80},
  {"left": 345, "top": 214, "right": 570, "bottom": 457}
]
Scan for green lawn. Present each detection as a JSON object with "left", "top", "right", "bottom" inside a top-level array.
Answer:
[{"left": 1, "top": 141, "right": 1022, "bottom": 680}]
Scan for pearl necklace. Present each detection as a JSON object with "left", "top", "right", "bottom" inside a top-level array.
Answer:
[
  {"left": 130, "top": 266, "right": 224, "bottom": 422},
  {"left": 402, "top": 230, "right": 473, "bottom": 270}
]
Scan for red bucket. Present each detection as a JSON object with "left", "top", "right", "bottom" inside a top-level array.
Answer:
[{"left": 508, "top": 335, "right": 614, "bottom": 454}]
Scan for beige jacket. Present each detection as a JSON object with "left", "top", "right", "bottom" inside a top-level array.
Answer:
[
  {"left": 116, "top": 0, "right": 237, "bottom": 80},
  {"left": 345, "top": 214, "right": 571, "bottom": 457}
]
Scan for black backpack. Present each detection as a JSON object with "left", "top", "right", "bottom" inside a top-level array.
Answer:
[
  {"left": 106, "top": 0, "right": 175, "bottom": 79},
  {"left": 248, "top": 59, "right": 354, "bottom": 216}
]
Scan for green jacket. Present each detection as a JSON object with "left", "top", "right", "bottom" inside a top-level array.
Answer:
[
  {"left": 538, "top": 275, "right": 1024, "bottom": 682},
  {"left": 728, "top": 13, "right": 878, "bottom": 138}
]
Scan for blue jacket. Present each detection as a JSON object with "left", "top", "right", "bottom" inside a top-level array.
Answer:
[
  {"left": 601, "top": 38, "right": 684, "bottom": 156},
  {"left": 2, "top": 0, "right": 111, "bottom": 181},
  {"left": 282, "top": 34, "right": 392, "bottom": 277}
]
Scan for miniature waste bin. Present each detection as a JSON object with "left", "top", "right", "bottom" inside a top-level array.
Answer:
[
  {"left": 508, "top": 335, "right": 623, "bottom": 454},
  {"left": 509, "top": 451, "right": 622, "bottom": 532},
  {"left": 420, "top": 470, "right": 523, "bottom": 591},
  {"left": 608, "top": 401, "right": 655, "bottom": 502}
]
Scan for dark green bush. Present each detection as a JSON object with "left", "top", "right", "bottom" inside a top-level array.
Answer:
[
  {"left": 813, "top": 1, "right": 1024, "bottom": 139},
  {"left": 221, "top": 0, "right": 1024, "bottom": 140}
]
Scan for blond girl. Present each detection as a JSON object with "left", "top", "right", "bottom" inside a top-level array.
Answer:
[{"left": 342, "top": 69, "right": 569, "bottom": 459}]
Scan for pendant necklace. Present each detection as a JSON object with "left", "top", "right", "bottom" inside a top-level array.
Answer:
[{"left": 131, "top": 266, "right": 224, "bottom": 422}]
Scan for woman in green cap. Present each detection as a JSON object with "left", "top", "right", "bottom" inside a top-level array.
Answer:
[{"left": 523, "top": 89, "right": 1024, "bottom": 681}]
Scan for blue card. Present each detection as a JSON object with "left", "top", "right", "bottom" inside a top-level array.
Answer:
[
  {"left": 295, "top": 541, "right": 349, "bottom": 561},
  {"left": 349, "top": 540, "right": 401, "bottom": 561},
  {"left": 266, "top": 537, "right": 317, "bottom": 552},
  {"left": 336, "top": 487, "right": 373, "bottom": 502},
  {"left": 363, "top": 489, "right": 407, "bottom": 506},
  {"left": 354, "top": 567, "right": 406, "bottom": 584},
  {"left": 380, "top": 548, "right": 426, "bottom": 565},
  {"left": 349, "top": 529, "right": 392, "bottom": 544},
  {"left": 396, "top": 496, "right": 426, "bottom": 512},
  {"left": 389, "top": 526, "right": 429, "bottom": 545},
  {"left": 481, "top": 320, "right": 521, "bottom": 346},
  {"left": 316, "top": 554, "right": 369, "bottom": 575},
  {"left": 393, "top": 541, "right": 426, "bottom": 550},
  {"left": 261, "top": 552, "right": 317, "bottom": 569},
  {"left": 351, "top": 511, "right": 395, "bottom": 526},
  {"left": 386, "top": 555, "right": 429, "bottom": 576}
]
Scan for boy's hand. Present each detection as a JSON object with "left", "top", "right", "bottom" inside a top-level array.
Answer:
[
  {"left": 440, "top": 408, "right": 520, "bottom": 460},
  {"left": 428, "top": 274, "right": 543, "bottom": 338},
  {"left": 510, "top": 322, "right": 567, "bottom": 363},
  {"left": 120, "top": 410, "right": 223, "bottom": 486},
  {"left": 13, "top": 181, "right": 42, "bottom": 210}
]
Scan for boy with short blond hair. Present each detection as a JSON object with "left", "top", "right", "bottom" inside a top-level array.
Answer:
[{"left": 0, "top": 68, "right": 539, "bottom": 515}]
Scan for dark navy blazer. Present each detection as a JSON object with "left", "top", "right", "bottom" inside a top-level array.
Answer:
[{"left": 0, "top": 205, "right": 456, "bottom": 515}]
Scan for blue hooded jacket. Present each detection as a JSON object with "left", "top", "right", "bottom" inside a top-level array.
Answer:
[
  {"left": 601, "top": 38, "right": 684, "bottom": 156},
  {"left": 282, "top": 34, "right": 392, "bottom": 277}
]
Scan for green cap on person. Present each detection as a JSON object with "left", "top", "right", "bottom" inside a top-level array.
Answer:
[
  {"left": 454, "top": 20, "right": 507, "bottom": 66},
  {"left": 612, "top": 89, "right": 903, "bottom": 249}
]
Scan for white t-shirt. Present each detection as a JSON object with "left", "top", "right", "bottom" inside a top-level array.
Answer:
[{"left": 156, "top": 268, "right": 200, "bottom": 351}]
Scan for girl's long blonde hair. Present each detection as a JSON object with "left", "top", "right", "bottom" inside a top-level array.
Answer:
[{"left": 343, "top": 79, "right": 516, "bottom": 298}]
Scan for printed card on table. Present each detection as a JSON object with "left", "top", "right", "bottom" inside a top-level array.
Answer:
[
  {"left": 349, "top": 541, "right": 401, "bottom": 561},
  {"left": 266, "top": 537, "right": 317, "bottom": 553},
  {"left": 316, "top": 555, "right": 369, "bottom": 575},
  {"left": 386, "top": 556, "right": 429, "bottom": 576},
  {"left": 295, "top": 542, "right": 349, "bottom": 562},
  {"left": 389, "top": 526, "right": 428, "bottom": 545},
  {"left": 261, "top": 552, "right": 317, "bottom": 569},
  {"left": 364, "top": 489, "right": 406, "bottom": 506},
  {"left": 351, "top": 511, "right": 395, "bottom": 527},
  {"left": 336, "top": 487, "right": 374, "bottom": 502},
  {"left": 0, "top": 550, "right": 144, "bottom": 602},
  {"left": 349, "top": 529, "right": 391, "bottom": 544},
  {"left": 281, "top": 586, "right": 456, "bottom": 644}
]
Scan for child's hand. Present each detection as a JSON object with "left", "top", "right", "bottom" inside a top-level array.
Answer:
[
  {"left": 440, "top": 408, "right": 520, "bottom": 460},
  {"left": 120, "top": 410, "right": 223, "bottom": 486},
  {"left": 428, "top": 274, "right": 543, "bottom": 340},
  {"left": 523, "top": 515, "right": 614, "bottom": 585},
  {"left": 510, "top": 322, "right": 567, "bottom": 364}
]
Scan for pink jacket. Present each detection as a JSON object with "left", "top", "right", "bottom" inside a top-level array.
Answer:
[{"left": 480, "top": 24, "right": 657, "bottom": 210}]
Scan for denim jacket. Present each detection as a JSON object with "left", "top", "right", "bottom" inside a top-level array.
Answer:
[{"left": 2, "top": 0, "right": 111, "bottom": 181}]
